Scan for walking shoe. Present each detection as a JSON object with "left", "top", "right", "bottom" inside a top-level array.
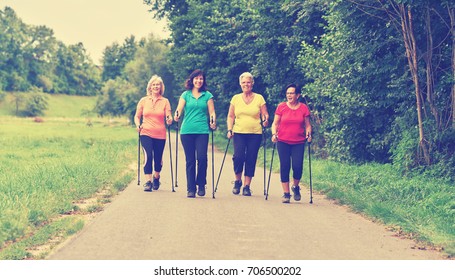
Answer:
[
  {"left": 232, "top": 180, "right": 242, "bottom": 195},
  {"left": 143, "top": 181, "right": 153, "bottom": 192},
  {"left": 291, "top": 185, "right": 301, "bottom": 201},
  {"left": 197, "top": 185, "right": 206, "bottom": 197},
  {"left": 152, "top": 177, "right": 160, "bottom": 190},
  {"left": 242, "top": 185, "right": 251, "bottom": 196},
  {"left": 187, "top": 191, "right": 196, "bottom": 198},
  {"left": 282, "top": 192, "right": 291, "bottom": 203}
]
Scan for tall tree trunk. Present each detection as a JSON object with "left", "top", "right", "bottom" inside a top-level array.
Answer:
[
  {"left": 449, "top": 6, "right": 455, "bottom": 129},
  {"left": 399, "top": 4, "right": 431, "bottom": 165},
  {"left": 425, "top": 6, "right": 439, "bottom": 129}
]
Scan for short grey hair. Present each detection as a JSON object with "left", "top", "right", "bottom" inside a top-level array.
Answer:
[{"left": 239, "top": 72, "right": 254, "bottom": 85}]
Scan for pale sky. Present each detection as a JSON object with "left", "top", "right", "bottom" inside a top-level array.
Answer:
[{"left": 0, "top": 0, "right": 170, "bottom": 64}]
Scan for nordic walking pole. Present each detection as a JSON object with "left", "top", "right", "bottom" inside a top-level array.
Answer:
[
  {"left": 215, "top": 137, "right": 231, "bottom": 193},
  {"left": 175, "top": 111, "right": 179, "bottom": 189},
  {"left": 261, "top": 117, "right": 267, "bottom": 196},
  {"left": 265, "top": 142, "right": 276, "bottom": 200},
  {"left": 137, "top": 128, "right": 141, "bottom": 185},
  {"left": 211, "top": 116, "right": 215, "bottom": 199},
  {"left": 308, "top": 140, "right": 313, "bottom": 204},
  {"left": 167, "top": 117, "right": 175, "bottom": 192}
]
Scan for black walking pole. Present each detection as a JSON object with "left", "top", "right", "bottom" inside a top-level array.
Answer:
[
  {"left": 308, "top": 141, "right": 313, "bottom": 204},
  {"left": 137, "top": 129, "right": 141, "bottom": 185},
  {"left": 211, "top": 116, "right": 215, "bottom": 198},
  {"left": 261, "top": 117, "right": 267, "bottom": 196},
  {"left": 215, "top": 137, "right": 231, "bottom": 193},
  {"left": 167, "top": 117, "right": 175, "bottom": 192},
  {"left": 175, "top": 111, "right": 179, "bottom": 189},
  {"left": 265, "top": 142, "right": 276, "bottom": 200}
]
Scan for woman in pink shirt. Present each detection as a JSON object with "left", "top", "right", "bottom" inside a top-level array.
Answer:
[
  {"left": 134, "top": 75, "right": 173, "bottom": 192},
  {"left": 271, "top": 84, "right": 312, "bottom": 203}
]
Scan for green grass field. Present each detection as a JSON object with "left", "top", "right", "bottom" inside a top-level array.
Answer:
[
  {"left": 0, "top": 92, "right": 97, "bottom": 118},
  {"left": 0, "top": 93, "right": 136, "bottom": 259}
]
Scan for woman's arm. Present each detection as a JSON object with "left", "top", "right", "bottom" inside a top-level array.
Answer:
[
  {"left": 260, "top": 104, "right": 269, "bottom": 127},
  {"left": 165, "top": 99, "right": 173, "bottom": 125},
  {"left": 174, "top": 97, "right": 186, "bottom": 121},
  {"left": 207, "top": 98, "right": 216, "bottom": 129},
  {"left": 271, "top": 114, "right": 280, "bottom": 142},
  {"left": 226, "top": 104, "right": 235, "bottom": 138},
  {"left": 134, "top": 101, "right": 143, "bottom": 131},
  {"left": 304, "top": 116, "right": 312, "bottom": 141}
]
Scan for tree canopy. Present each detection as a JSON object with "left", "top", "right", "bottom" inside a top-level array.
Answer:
[
  {"left": 143, "top": 0, "right": 454, "bottom": 178},
  {"left": 0, "top": 7, "right": 101, "bottom": 95}
]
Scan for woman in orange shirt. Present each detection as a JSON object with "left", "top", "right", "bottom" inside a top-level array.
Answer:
[{"left": 134, "top": 75, "right": 173, "bottom": 192}]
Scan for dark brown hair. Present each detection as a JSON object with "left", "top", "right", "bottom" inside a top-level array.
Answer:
[{"left": 184, "top": 69, "right": 207, "bottom": 91}]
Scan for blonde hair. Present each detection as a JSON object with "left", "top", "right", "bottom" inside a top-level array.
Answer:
[
  {"left": 239, "top": 72, "right": 254, "bottom": 85},
  {"left": 146, "top": 75, "right": 165, "bottom": 95}
]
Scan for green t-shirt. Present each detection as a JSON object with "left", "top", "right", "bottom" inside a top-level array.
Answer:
[{"left": 180, "top": 90, "right": 213, "bottom": 134}]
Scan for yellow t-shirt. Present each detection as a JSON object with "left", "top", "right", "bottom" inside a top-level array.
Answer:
[{"left": 230, "top": 93, "right": 266, "bottom": 134}]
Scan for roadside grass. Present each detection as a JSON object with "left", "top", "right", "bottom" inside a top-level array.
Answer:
[
  {"left": 0, "top": 216, "right": 84, "bottom": 260},
  {"left": 212, "top": 131, "right": 454, "bottom": 258},
  {"left": 0, "top": 116, "right": 136, "bottom": 259}
]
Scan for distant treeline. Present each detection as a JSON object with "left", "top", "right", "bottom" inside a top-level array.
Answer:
[
  {"left": 0, "top": 6, "right": 174, "bottom": 119},
  {"left": 0, "top": 7, "right": 101, "bottom": 95}
]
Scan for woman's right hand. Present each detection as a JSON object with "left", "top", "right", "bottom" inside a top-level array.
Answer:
[
  {"left": 271, "top": 134, "right": 278, "bottom": 143},
  {"left": 227, "top": 130, "right": 233, "bottom": 139},
  {"left": 136, "top": 125, "right": 142, "bottom": 132}
]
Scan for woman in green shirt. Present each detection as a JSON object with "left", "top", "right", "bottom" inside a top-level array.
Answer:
[{"left": 174, "top": 69, "right": 216, "bottom": 198}]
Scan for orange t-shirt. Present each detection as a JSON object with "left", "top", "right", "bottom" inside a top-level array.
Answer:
[{"left": 135, "top": 95, "right": 171, "bottom": 139}]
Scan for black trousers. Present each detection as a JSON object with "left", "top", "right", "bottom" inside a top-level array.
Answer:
[
  {"left": 277, "top": 141, "right": 305, "bottom": 183},
  {"left": 180, "top": 133, "right": 209, "bottom": 192},
  {"left": 232, "top": 133, "right": 262, "bottom": 177},
  {"left": 140, "top": 135, "right": 166, "bottom": 175}
]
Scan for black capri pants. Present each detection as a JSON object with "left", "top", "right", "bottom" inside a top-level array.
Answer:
[
  {"left": 232, "top": 133, "right": 262, "bottom": 177},
  {"left": 277, "top": 141, "right": 305, "bottom": 183},
  {"left": 140, "top": 135, "right": 166, "bottom": 175}
]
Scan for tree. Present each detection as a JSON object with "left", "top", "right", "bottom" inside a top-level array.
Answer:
[
  {"left": 344, "top": 0, "right": 454, "bottom": 170},
  {"left": 23, "top": 92, "right": 49, "bottom": 117},
  {"left": 101, "top": 35, "right": 138, "bottom": 81},
  {"left": 54, "top": 42, "right": 101, "bottom": 95},
  {"left": 1, "top": 6, "right": 101, "bottom": 95},
  {"left": 95, "top": 78, "right": 137, "bottom": 117}
]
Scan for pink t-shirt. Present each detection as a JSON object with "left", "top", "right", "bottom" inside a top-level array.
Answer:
[
  {"left": 275, "top": 102, "right": 310, "bottom": 144},
  {"left": 135, "top": 95, "right": 171, "bottom": 139}
]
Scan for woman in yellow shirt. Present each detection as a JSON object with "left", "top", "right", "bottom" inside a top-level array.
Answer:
[
  {"left": 226, "top": 72, "right": 269, "bottom": 196},
  {"left": 134, "top": 75, "right": 173, "bottom": 192}
]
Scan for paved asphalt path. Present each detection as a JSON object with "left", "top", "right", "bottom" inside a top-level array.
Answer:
[{"left": 48, "top": 133, "right": 443, "bottom": 260}]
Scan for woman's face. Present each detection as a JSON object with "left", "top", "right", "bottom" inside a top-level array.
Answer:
[
  {"left": 286, "top": 87, "right": 300, "bottom": 103},
  {"left": 149, "top": 82, "right": 161, "bottom": 95},
  {"left": 192, "top": 75, "right": 204, "bottom": 90},
  {"left": 240, "top": 76, "right": 253, "bottom": 93}
]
